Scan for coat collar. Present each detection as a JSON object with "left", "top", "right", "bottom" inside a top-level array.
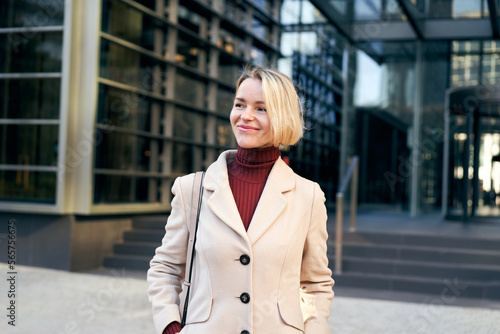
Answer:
[{"left": 203, "top": 150, "right": 296, "bottom": 245}]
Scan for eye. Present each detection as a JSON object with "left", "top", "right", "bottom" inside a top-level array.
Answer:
[
  {"left": 256, "top": 107, "right": 267, "bottom": 113},
  {"left": 234, "top": 103, "right": 245, "bottom": 109}
]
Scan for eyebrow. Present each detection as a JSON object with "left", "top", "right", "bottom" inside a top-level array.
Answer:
[{"left": 234, "top": 97, "right": 265, "bottom": 104}]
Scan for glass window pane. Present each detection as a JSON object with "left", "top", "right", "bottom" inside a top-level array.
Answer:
[
  {"left": 101, "top": 0, "right": 159, "bottom": 51},
  {"left": 178, "top": 4, "right": 203, "bottom": 34},
  {"left": 216, "top": 118, "right": 233, "bottom": 147},
  {"left": 0, "top": 32, "right": 63, "bottom": 73},
  {"left": 174, "top": 73, "right": 206, "bottom": 108},
  {"left": 218, "top": 28, "right": 245, "bottom": 57},
  {"left": 99, "top": 39, "right": 167, "bottom": 91},
  {"left": 94, "top": 131, "right": 156, "bottom": 172},
  {"left": 216, "top": 89, "right": 234, "bottom": 115},
  {"left": 452, "top": 0, "right": 481, "bottom": 18},
  {"left": 94, "top": 175, "right": 156, "bottom": 203},
  {"left": 0, "top": 124, "right": 58, "bottom": 165},
  {"left": 252, "top": 18, "right": 271, "bottom": 43},
  {"left": 173, "top": 108, "right": 206, "bottom": 141},
  {"left": 0, "top": 170, "right": 56, "bottom": 203},
  {"left": 222, "top": 0, "right": 248, "bottom": 27},
  {"left": 0, "top": 78, "right": 60, "bottom": 119},
  {"left": 96, "top": 84, "right": 153, "bottom": 132},
  {"left": 0, "top": 0, "right": 65, "bottom": 28},
  {"left": 171, "top": 143, "right": 194, "bottom": 173},
  {"left": 176, "top": 32, "right": 208, "bottom": 70},
  {"left": 218, "top": 54, "right": 240, "bottom": 85},
  {"left": 355, "top": 0, "right": 382, "bottom": 20}
]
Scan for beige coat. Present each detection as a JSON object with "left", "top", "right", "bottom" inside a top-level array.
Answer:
[{"left": 147, "top": 150, "right": 334, "bottom": 334}]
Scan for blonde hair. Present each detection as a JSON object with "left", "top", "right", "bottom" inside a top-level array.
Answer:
[{"left": 235, "top": 64, "right": 304, "bottom": 147}]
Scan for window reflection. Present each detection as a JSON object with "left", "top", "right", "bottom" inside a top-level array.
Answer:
[
  {"left": 94, "top": 130, "right": 156, "bottom": 172},
  {"left": 94, "top": 175, "right": 154, "bottom": 203},
  {"left": 0, "top": 32, "right": 62, "bottom": 73},
  {"left": 102, "top": 0, "right": 158, "bottom": 51},
  {"left": 0, "top": 171, "right": 56, "bottom": 203},
  {"left": 0, "top": 0, "right": 64, "bottom": 28},
  {"left": 175, "top": 73, "right": 206, "bottom": 108},
  {"left": 0, "top": 78, "right": 60, "bottom": 119},
  {"left": 0, "top": 125, "right": 58, "bottom": 166},
  {"left": 97, "top": 84, "right": 153, "bottom": 132},
  {"left": 173, "top": 107, "right": 206, "bottom": 141}
]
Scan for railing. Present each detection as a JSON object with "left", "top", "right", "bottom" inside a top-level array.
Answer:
[{"left": 335, "top": 156, "right": 359, "bottom": 274}]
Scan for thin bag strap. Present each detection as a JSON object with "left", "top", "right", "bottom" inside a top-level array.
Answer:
[{"left": 181, "top": 171, "right": 205, "bottom": 327}]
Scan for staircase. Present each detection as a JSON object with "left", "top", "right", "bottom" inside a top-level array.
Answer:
[
  {"left": 328, "top": 230, "right": 500, "bottom": 300},
  {"left": 103, "top": 216, "right": 500, "bottom": 301},
  {"left": 103, "top": 216, "right": 167, "bottom": 272}
]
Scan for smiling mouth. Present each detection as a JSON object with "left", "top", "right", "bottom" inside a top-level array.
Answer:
[{"left": 237, "top": 125, "right": 259, "bottom": 132}]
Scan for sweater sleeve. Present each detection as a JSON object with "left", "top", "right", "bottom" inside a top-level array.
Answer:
[
  {"left": 300, "top": 182, "right": 335, "bottom": 334},
  {"left": 147, "top": 176, "right": 191, "bottom": 334},
  {"left": 163, "top": 321, "right": 182, "bottom": 334}
]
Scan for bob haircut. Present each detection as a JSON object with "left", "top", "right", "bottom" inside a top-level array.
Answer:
[{"left": 235, "top": 64, "right": 304, "bottom": 147}]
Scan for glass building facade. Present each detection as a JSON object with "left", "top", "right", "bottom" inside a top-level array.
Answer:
[{"left": 1, "top": 0, "right": 500, "bottom": 222}]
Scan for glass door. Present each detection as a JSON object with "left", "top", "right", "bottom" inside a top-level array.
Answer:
[{"left": 444, "top": 86, "right": 500, "bottom": 221}]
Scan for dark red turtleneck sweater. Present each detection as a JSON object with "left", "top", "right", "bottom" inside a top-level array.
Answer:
[
  {"left": 163, "top": 146, "right": 280, "bottom": 334},
  {"left": 227, "top": 146, "right": 281, "bottom": 230}
]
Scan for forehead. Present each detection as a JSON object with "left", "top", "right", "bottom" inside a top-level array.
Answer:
[{"left": 236, "top": 78, "right": 263, "bottom": 96}]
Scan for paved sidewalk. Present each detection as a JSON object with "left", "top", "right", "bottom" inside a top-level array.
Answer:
[{"left": 1, "top": 264, "right": 499, "bottom": 334}]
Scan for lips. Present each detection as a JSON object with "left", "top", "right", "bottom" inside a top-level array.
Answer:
[{"left": 237, "top": 125, "right": 259, "bottom": 132}]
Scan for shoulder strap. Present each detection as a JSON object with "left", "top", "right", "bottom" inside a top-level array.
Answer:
[{"left": 181, "top": 171, "right": 205, "bottom": 326}]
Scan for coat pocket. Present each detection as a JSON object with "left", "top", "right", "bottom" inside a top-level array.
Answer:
[{"left": 277, "top": 298, "right": 305, "bottom": 332}]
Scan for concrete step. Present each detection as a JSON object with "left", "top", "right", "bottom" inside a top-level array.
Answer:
[
  {"left": 328, "top": 243, "right": 500, "bottom": 266},
  {"left": 113, "top": 242, "right": 158, "bottom": 257},
  {"left": 124, "top": 229, "right": 164, "bottom": 243},
  {"left": 332, "top": 272, "right": 500, "bottom": 300},
  {"left": 102, "top": 254, "right": 152, "bottom": 271},
  {"left": 333, "top": 256, "right": 500, "bottom": 281},
  {"left": 333, "top": 230, "right": 500, "bottom": 252},
  {"left": 132, "top": 218, "right": 167, "bottom": 230}
]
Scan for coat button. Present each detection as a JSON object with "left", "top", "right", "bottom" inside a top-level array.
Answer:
[
  {"left": 239, "top": 254, "right": 250, "bottom": 265},
  {"left": 241, "top": 331, "right": 250, "bottom": 334},
  {"left": 239, "top": 292, "right": 250, "bottom": 304}
]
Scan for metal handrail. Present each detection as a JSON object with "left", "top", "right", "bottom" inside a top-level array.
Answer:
[{"left": 335, "top": 156, "right": 359, "bottom": 274}]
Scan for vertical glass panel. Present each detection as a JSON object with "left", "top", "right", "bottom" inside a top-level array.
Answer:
[
  {"left": 94, "top": 175, "right": 155, "bottom": 203},
  {"left": 96, "top": 84, "right": 153, "bottom": 132},
  {"left": 452, "top": 0, "right": 481, "bottom": 18},
  {"left": 0, "top": 125, "right": 58, "bottom": 166},
  {"left": 0, "top": 32, "right": 63, "bottom": 73},
  {"left": 0, "top": 78, "right": 60, "bottom": 119},
  {"left": 176, "top": 32, "right": 206, "bottom": 69},
  {"left": 0, "top": 0, "right": 65, "bottom": 27},
  {"left": 0, "top": 171, "right": 56, "bottom": 203},
  {"left": 100, "top": 39, "right": 167, "bottom": 91},
  {"left": 330, "top": 0, "right": 348, "bottom": 15},
  {"left": 250, "top": 46, "right": 266, "bottom": 64},
  {"left": 354, "top": 0, "right": 382, "bottom": 20},
  {"left": 216, "top": 118, "right": 233, "bottom": 147},
  {"left": 178, "top": 4, "right": 203, "bottom": 34},
  {"left": 281, "top": 0, "right": 301, "bottom": 24},
  {"left": 174, "top": 73, "right": 206, "bottom": 108},
  {"left": 252, "top": 18, "right": 271, "bottom": 43},
  {"left": 254, "top": 0, "right": 274, "bottom": 13},
  {"left": 173, "top": 108, "right": 206, "bottom": 142},
  {"left": 102, "top": 0, "right": 158, "bottom": 51},
  {"left": 300, "top": 1, "right": 327, "bottom": 24},
  {"left": 218, "top": 28, "right": 245, "bottom": 57},
  {"left": 482, "top": 54, "right": 500, "bottom": 85},
  {"left": 222, "top": 0, "right": 248, "bottom": 26},
  {"left": 217, "top": 88, "right": 234, "bottom": 114},
  {"left": 452, "top": 40, "right": 480, "bottom": 53},
  {"left": 171, "top": 143, "right": 194, "bottom": 173},
  {"left": 134, "top": 0, "right": 156, "bottom": 11},
  {"left": 451, "top": 55, "right": 480, "bottom": 87},
  {"left": 218, "top": 54, "right": 240, "bottom": 85},
  {"left": 94, "top": 131, "right": 155, "bottom": 172}
]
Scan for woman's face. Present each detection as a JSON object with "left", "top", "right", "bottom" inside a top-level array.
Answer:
[{"left": 230, "top": 78, "right": 274, "bottom": 149}]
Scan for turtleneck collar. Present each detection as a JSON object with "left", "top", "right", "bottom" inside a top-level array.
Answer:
[
  {"left": 227, "top": 146, "right": 280, "bottom": 183},
  {"left": 235, "top": 145, "right": 281, "bottom": 165}
]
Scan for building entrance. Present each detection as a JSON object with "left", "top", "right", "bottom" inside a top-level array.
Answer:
[{"left": 444, "top": 86, "right": 500, "bottom": 221}]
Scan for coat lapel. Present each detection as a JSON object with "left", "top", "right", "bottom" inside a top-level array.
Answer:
[
  {"left": 203, "top": 150, "right": 296, "bottom": 246},
  {"left": 247, "top": 158, "right": 295, "bottom": 245},
  {"left": 203, "top": 151, "right": 249, "bottom": 242}
]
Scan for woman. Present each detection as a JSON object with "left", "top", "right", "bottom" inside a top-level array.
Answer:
[{"left": 147, "top": 65, "right": 334, "bottom": 334}]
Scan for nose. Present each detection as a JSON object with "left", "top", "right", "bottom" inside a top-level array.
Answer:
[{"left": 241, "top": 108, "right": 255, "bottom": 121}]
